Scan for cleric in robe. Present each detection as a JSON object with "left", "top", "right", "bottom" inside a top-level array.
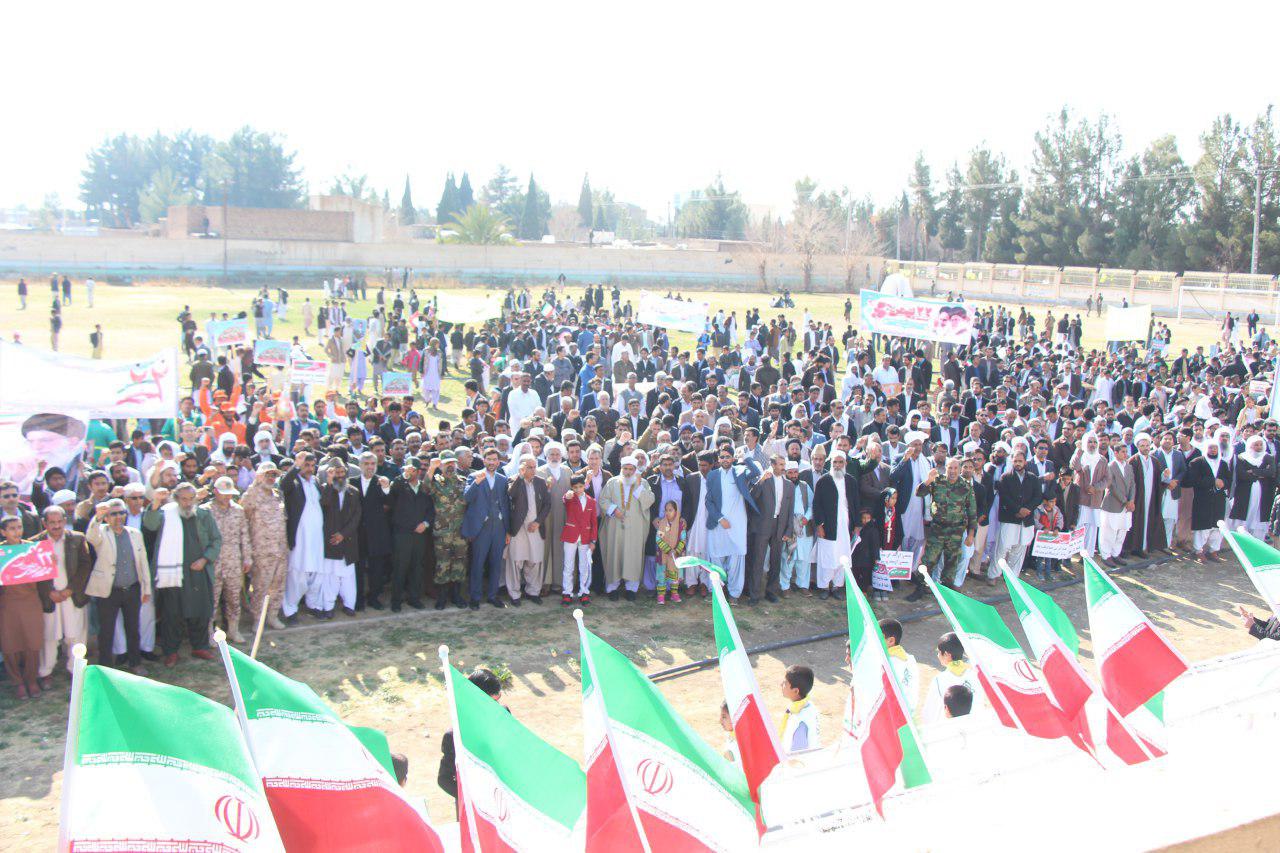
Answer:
[{"left": 1124, "top": 433, "right": 1166, "bottom": 558}]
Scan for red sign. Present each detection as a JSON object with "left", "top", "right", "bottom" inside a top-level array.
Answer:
[{"left": 0, "top": 539, "right": 56, "bottom": 587}]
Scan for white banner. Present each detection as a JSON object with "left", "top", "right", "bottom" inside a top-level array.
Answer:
[
  {"left": 871, "top": 549, "right": 915, "bottom": 591},
  {"left": 434, "top": 292, "right": 502, "bottom": 325},
  {"left": 859, "top": 291, "right": 974, "bottom": 345},
  {"left": 0, "top": 342, "right": 180, "bottom": 418},
  {"left": 290, "top": 359, "right": 329, "bottom": 386},
  {"left": 1031, "top": 527, "right": 1086, "bottom": 559},
  {"left": 1103, "top": 304, "right": 1152, "bottom": 342},
  {"left": 637, "top": 291, "right": 709, "bottom": 333}
]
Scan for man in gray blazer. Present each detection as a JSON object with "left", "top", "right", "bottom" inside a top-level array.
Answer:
[
  {"left": 1098, "top": 442, "right": 1136, "bottom": 567},
  {"left": 746, "top": 454, "right": 795, "bottom": 605}
]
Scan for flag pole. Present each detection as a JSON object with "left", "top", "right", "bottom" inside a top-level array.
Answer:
[
  {"left": 57, "top": 644, "right": 88, "bottom": 853},
  {"left": 1218, "top": 520, "right": 1280, "bottom": 623},
  {"left": 707, "top": 568, "right": 784, "bottom": 757},
  {"left": 438, "top": 646, "right": 483, "bottom": 853},
  {"left": 574, "top": 610, "right": 653, "bottom": 853},
  {"left": 250, "top": 594, "right": 270, "bottom": 660},
  {"left": 213, "top": 629, "right": 262, "bottom": 772},
  {"left": 1006, "top": 571, "right": 1154, "bottom": 764},
  {"left": 919, "top": 568, "right": 1031, "bottom": 739}
]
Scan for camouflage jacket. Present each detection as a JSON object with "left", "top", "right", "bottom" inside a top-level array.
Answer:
[{"left": 919, "top": 475, "right": 976, "bottom": 533}]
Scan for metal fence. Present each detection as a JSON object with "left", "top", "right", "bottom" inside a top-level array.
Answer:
[{"left": 885, "top": 260, "right": 1279, "bottom": 294}]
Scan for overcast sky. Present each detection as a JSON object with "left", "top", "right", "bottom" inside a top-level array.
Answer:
[{"left": 7, "top": 1, "right": 1278, "bottom": 221}]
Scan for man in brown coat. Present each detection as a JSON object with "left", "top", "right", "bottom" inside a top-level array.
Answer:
[
  {"left": 35, "top": 505, "right": 91, "bottom": 685},
  {"left": 505, "top": 455, "right": 550, "bottom": 605}
]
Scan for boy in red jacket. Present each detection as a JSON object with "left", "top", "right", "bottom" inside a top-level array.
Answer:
[{"left": 561, "top": 473, "right": 598, "bottom": 605}]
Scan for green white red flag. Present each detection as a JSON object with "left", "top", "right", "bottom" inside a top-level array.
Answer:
[
  {"left": 1003, "top": 572, "right": 1094, "bottom": 732},
  {"left": 842, "top": 574, "right": 931, "bottom": 815},
  {"left": 1083, "top": 556, "right": 1188, "bottom": 763},
  {"left": 1221, "top": 525, "right": 1280, "bottom": 621},
  {"left": 576, "top": 612, "right": 758, "bottom": 852},
  {"left": 699, "top": 558, "right": 781, "bottom": 826},
  {"left": 927, "top": 576, "right": 1094, "bottom": 755},
  {"left": 59, "top": 661, "right": 284, "bottom": 851},
  {"left": 0, "top": 538, "right": 56, "bottom": 586},
  {"left": 218, "top": 642, "right": 444, "bottom": 852},
  {"left": 440, "top": 649, "right": 586, "bottom": 852}
]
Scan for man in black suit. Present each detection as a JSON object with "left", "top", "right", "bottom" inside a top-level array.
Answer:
[
  {"left": 316, "top": 459, "right": 363, "bottom": 619},
  {"left": 992, "top": 450, "right": 1042, "bottom": 578},
  {"left": 354, "top": 452, "right": 392, "bottom": 610}
]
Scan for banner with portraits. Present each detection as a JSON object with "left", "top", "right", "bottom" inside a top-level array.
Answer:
[{"left": 859, "top": 291, "right": 974, "bottom": 345}]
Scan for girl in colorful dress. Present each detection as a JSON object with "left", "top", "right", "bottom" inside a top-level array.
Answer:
[{"left": 654, "top": 500, "right": 687, "bottom": 604}]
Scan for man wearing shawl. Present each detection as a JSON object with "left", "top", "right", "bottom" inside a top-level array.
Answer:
[
  {"left": 1184, "top": 436, "right": 1232, "bottom": 562},
  {"left": 142, "top": 482, "right": 222, "bottom": 666},
  {"left": 537, "top": 442, "right": 572, "bottom": 592},
  {"left": 1228, "top": 434, "right": 1277, "bottom": 541},
  {"left": 600, "top": 455, "right": 653, "bottom": 600}
]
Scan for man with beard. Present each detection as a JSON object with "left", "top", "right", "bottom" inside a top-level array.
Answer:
[
  {"left": 537, "top": 442, "right": 572, "bottom": 595},
  {"left": 312, "top": 459, "right": 362, "bottom": 618},
  {"left": 461, "top": 448, "right": 511, "bottom": 610},
  {"left": 600, "top": 456, "right": 654, "bottom": 601},
  {"left": 1229, "top": 434, "right": 1277, "bottom": 540},
  {"left": 281, "top": 451, "right": 324, "bottom": 624},
  {"left": 506, "top": 454, "right": 550, "bottom": 606},
  {"left": 387, "top": 457, "right": 432, "bottom": 612},
  {"left": 991, "top": 450, "right": 1042, "bottom": 578},
  {"left": 812, "top": 449, "right": 859, "bottom": 600},
  {"left": 143, "top": 482, "right": 222, "bottom": 666},
  {"left": 1124, "top": 434, "right": 1166, "bottom": 559},
  {"left": 680, "top": 451, "right": 714, "bottom": 595},
  {"left": 1185, "top": 437, "right": 1232, "bottom": 562}
]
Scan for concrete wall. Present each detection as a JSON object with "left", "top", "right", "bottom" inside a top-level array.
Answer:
[{"left": 0, "top": 231, "right": 882, "bottom": 290}]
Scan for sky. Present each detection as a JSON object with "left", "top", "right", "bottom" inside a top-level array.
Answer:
[{"left": 6, "top": 1, "right": 1280, "bottom": 223}]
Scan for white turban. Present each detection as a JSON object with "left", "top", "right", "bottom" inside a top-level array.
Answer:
[
  {"left": 621, "top": 455, "right": 638, "bottom": 468},
  {"left": 905, "top": 430, "right": 928, "bottom": 446}
]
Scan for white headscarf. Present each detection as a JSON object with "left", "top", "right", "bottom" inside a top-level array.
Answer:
[
  {"left": 210, "top": 433, "right": 237, "bottom": 465},
  {"left": 1241, "top": 435, "right": 1267, "bottom": 467},
  {"left": 544, "top": 441, "right": 565, "bottom": 477},
  {"left": 1079, "top": 433, "right": 1102, "bottom": 471}
]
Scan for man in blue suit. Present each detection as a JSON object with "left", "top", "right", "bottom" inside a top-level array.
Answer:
[
  {"left": 704, "top": 446, "right": 760, "bottom": 602},
  {"left": 461, "top": 448, "right": 511, "bottom": 610}
]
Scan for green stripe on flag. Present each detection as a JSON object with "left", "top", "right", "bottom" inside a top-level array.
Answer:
[
  {"left": 1084, "top": 557, "right": 1118, "bottom": 608},
  {"left": 450, "top": 665, "right": 585, "bottom": 830},
  {"left": 1144, "top": 691, "right": 1165, "bottom": 724},
  {"left": 1228, "top": 530, "right": 1280, "bottom": 571},
  {"left": 230, "top": 645, "right": 334, "bottom": 721},
  {"left": 897, "top": 726, "right": 931, "bottom": 788},
  {"left": 76, "top": 665, "right": 259, "bottom": 790},
  {"left": 582, "top": 628, "right": 753, "bottom": 815},
  {"left": 935, "top": 582, "right": 1022, "bottom": 651},
  {"left": 1006, "top": 573, "right": 1080, "bottom": 656},
  {"left": 349, "top": 726, "right": 396, "bottom": 779}
]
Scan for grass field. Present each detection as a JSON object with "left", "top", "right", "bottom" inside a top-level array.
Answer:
[{"left": 0, "top": 279, "right": 1253, "bottom": 848}]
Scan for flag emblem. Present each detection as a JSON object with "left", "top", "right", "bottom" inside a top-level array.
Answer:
[
  {"left": 637, "top": 758, "right": 674, "bottom": 796},
  {"left": 214, "top": 793, "right": 261, "bottom": 842}
]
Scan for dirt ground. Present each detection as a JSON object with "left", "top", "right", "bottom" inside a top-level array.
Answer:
[{"left": 0, "top": 549, "right": 1267, "bottom": 849}]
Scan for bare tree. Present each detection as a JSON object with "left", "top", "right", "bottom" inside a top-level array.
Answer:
[
  {"left": 548, "top": 204, "right": 583, "bottom": 243},
  {"left": 788, "top": 204, "right": 841, "bottom": 291},
  {"left": 843, "top": 221, "right": 886, "bottom": 289}
]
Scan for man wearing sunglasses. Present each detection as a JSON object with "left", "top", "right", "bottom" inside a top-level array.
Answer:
[{"left": 85, "top": 498, "right": 152, "bottom": 674}]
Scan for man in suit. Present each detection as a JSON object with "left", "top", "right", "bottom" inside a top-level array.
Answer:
[
  {"left": 461, "top": 448, "right": 511, "bottom": 609},
  {"left": 1156, "top": 431, "right": 1187, "bottom": 551},
  {"left": 34, "top": 504, "right": 91, "bottom": 685},
  {"left": 704, "top": 448, "right": 760, "bottom": 602},
  {"left": 991, "top": 450, "right": 1042, "bottom": 578},
  {"left": 85, "top": 498, "right": 152, "bottom": 673},
  {"left": 506, "top": 455, "right": 551, "bottom": 605},
  {"left": 747, "top": 454, "right": 795, "bottom": 605},
  {"left": 354, "top": 452, "right": 392, "bottom": 610},
  {"left": 0, "top": 480, "right": 42, "bottom": 538}
]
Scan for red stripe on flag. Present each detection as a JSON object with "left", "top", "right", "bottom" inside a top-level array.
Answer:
[
  {"left": 1105, "top": 711, "right": 1166, "bottom": 766},
  {"left": 638, "top": 809, "right": 719, "bottom": 853},
  {"left": 1040, "top": 646, "right": 1094, "bottom": 721},
  {"left": 586, "top": 741, "right": 646, "bottom": 853},
  {"left": 731, "top": 696, "right": 779, "bottom": 836},
  {"left": 265, "top": 784, "right": 443, "bottom": 852},
  {"left": 977, "top": 670, "right": 1091, "bottom": 753},
  {"left": 1099, "top": 625, "right": 1188, "bottom": 716},
  {"left": 860, "top": 669, "right": 908, "bottom": 816}
]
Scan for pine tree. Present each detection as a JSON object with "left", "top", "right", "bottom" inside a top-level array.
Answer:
[
  {"left": 399, "top": 175, "right": 416, "bottom": 224},
  {"left": 937, "top": 163, "right": 966, "bottom": 254},
  {"left": 519, "top": 174, "right": 548, "bottom": 240},
  {"left": 578, "top": 174, "right": 593, "bottom": 227},
  {"left": 457, "top": 172, "right": 475, "bottom": 212},
  {"left": 437, "top": 173, "right": 458, "bottom": 225},
  {"left": 908, "top": 153, "right": 938, "bottom": 259}
]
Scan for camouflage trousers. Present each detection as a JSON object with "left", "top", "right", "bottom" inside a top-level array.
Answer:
[
  {"left": 434, "top": 536, "right": 468, "bottom": 584},
  {"left": 249, "top": 554, "right": 288, "bottom": 623},
  {"left": 212, "top": 562, "right": 246, "bottom": 631},
  {"left": 921, "top": 525, "right": 965, "bottom": 584}
]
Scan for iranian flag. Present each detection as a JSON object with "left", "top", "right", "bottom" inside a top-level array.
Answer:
[
  {"left": 575, "top": 612, "right": 758, "bottom": 852},
  {"left": 1082, "top": 556, "right": 1189, "bottom": 716},
  {"left": 842, "top": 574, "right": 931, "bottom": 815},
  {"left": 440, "top": 648, "right": 586, "bottom": 852},
  {"left": 927, "top": 576, "right": 1093, "bottom": 754},
  {"left": 1003, "top": 573, "right": 1095, "bottom": 727},
  {"left": 1221, "top": 525, "right": 1280, "bottom": 621},
  {"left": 1083, "top": 557, "right": 1188, "bottom": 763},
  {"left": 218, "top": 642, "right": 444, "bottom": 852},
  {"left": 59, "top": 660, "right": 284, "bottom": 851},
  {"left": 700, "top": 558, "right": 781, "bottom": 822}
]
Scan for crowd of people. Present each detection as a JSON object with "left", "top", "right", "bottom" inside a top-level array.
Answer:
[{"left": 3, "top": 277, "right": 1279, "bottom": 706}]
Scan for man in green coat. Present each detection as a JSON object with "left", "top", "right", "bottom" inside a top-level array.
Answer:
[{"left": 143, "top": 481, "right": 222, "bottom": 666}]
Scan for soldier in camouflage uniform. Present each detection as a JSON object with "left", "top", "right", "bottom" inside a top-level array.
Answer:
[
  {"left": 206, "top": 477, "right": 253, "bottom": 643},
  {"left": 425, "top": 450, "right": 468, "bottom": 609},
  {"left": 909, "top": 457, "right": 976, "bottom": 598},
  {"left": 240, "top": 463, "right": 289, "bottom": 630}
]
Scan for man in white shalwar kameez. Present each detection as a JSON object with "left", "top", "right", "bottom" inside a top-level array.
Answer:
[
  {"left": 283, "top": 458, "right": 324, "bottom": 619},
  {"left": 682, "top": 456, "right": 712, "bottom": 589},
  {"left": 306, "top": 461, "right": 359, "bottom": 615},
  {"left": 815, "top": 450, "right": 853, "bottom": 591},
  {"left": 899, "top": 432, "right": 932, "bottom": 562},
  {"left": 707, "top": 447, "right": 752, "bottom": 600}
]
